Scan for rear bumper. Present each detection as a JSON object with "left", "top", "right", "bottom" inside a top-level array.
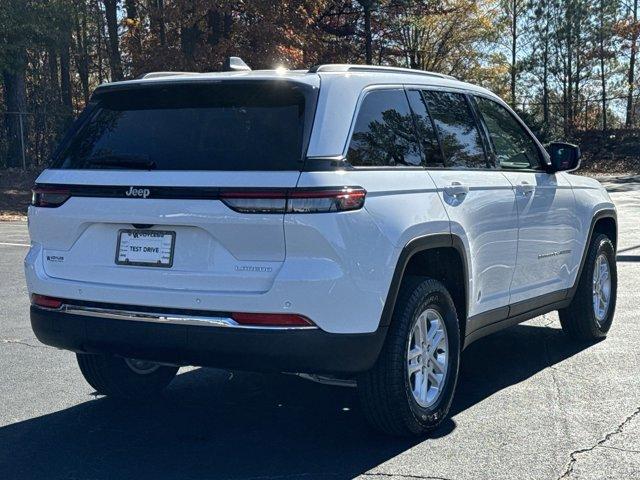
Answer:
[
  {"left": 30, "top": 305, "right": 387, "bottom": 374},
  {"left": 25, "top": 238, "right": 399, "bottom": 335}
]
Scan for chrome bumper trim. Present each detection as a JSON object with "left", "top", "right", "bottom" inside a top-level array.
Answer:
[{"left": 37, "top": 304, "right": 318, "bottom": 330}]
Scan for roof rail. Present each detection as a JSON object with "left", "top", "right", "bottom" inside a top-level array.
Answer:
[
  {"left": 308, "top": 64, "right": 456, "bottom": 80},
  {"left": 139, "top": 71, "right": 199, "bottom": 80}
]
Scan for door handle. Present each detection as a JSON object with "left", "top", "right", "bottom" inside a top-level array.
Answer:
[
  {"left": 516, "top": 181, "right": 535, "bottom": 196},
  {"left": 444, "top": 182, "right": 469, "bottom": 197}
]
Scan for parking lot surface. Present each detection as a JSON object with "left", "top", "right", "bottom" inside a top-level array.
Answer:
[{"left": 1, "top": 177, "right": 639, "bottom": 480}]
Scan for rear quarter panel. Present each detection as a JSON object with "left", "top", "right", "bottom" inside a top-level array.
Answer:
[{"left": 291, "top": 170, "right": 450, "bottom": 333}]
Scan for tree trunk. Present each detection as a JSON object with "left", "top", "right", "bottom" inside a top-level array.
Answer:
[
  {"left": 626, "top": 0, "right": 638, "bottom": 127},
  {"left": 60, "top": 32, "right": 74, "bottom": 116},
  {"left": 207, "top": 9, "right": 222, "bottom": 46},
  {"left": 103, "top": 0, "right": 124, "bottom": 81},
  {"left": 409, "top": 51, "right": 418, "bottom": 69},
  {"left": 562, "top": 75, "right": 569, "bottom": 137},
  {"left": 542, "top": 11, "right": 550, "bottom": 134},
  {"left": 566, "top": 10, "right": 574, "bottom": 135},
  {"left": 542, "top": 46, "right": 549, "bottom": 131},
  {"left": 2, "top": 50, "right": 28, "bottom": 168},
  {"left": 96, "top": 0, "right": 105, "bottom": 83},
  {"left": 223, "top": 12, "right": 232, "bottom": 38},
  {"left": 363, "top": 2, "right": 373, "bottom": 65},
  {"left": 510, "top": 0, "right": 517, "bottom": 106},
  {"left": 575, "top": 13, "right": 582, "bottom": 130},
  {"left": 180, "top": 4, "right": 200, "bottom": 67},
  {"left": 599, "top": 0, "right": 607, "bottom": 131},
  {"left": 75, "top": 4, "right": 91, "bottom": 104},
  {"left": 47, "top": 48, "right": 60, "bottom": 102},
  {"left": 151, "top": 0, "right": 167, "bottom": 47},
  {"left": 124, "top": 0, "right": 143, "bottom": 76}
]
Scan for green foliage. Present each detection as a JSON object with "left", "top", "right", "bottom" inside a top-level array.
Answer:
[{"left": 0, "top": 1, "right": 37, "bottom": 72}]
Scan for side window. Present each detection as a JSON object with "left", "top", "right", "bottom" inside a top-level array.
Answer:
[
  {"left": 406, "top": 90, "right": 445, "bottom": 167},
  {"left": 347, "top": 89, "right": 422, "bottom": 167},
  {"left": 422, "top": 91, "right": 489, "bottom": 169},
  {"left": 476, "top": 96, "right": 542, "bottom": 170}
]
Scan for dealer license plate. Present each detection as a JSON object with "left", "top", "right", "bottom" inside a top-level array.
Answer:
[{"left": 115, "top": 230, "right": 175, "bottom": 268}]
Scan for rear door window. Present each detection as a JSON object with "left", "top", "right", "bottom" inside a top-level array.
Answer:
[
  {"left": 54, "top": 81, "right": 316, "bottom": 171},
  {"left": 406, "top": 90, "right": 445, "bottom": 167},
  {"left": 346, "top": 89, "right": 423, "bottom": 167},
  {"left": 422, "top": 91, "right": 490, "bottom": 169}
]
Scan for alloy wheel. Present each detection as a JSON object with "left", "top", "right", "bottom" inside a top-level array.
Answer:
[
  {"left": 407, "top": 308, "right": 449, "bottom": 408},
  {"left": 592, "top": 253, "right": 612, "bottom": 324}
]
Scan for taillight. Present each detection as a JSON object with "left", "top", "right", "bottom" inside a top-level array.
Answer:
[
  {"left": 220, "top": 187, "right": 366, "bottom": 214},
  {"left": 31, "top": 294, "right": 63, "bottom": 309},
  {"left": 32, "top": 186, "right": 71, "bottom": 208},
  {"left": 289, "top": 187, "right": 366, "bottom": 213},
  {"left": 219, "top": 189, "right": 288, "bottom": 214},
  {"left": 231, "top": 312, "right": 314, "bottom": 327}
]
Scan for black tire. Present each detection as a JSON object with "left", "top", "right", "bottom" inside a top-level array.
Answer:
[
  {"left": 358, "top": 277, "right": 460, "bottom": 436},
  {"left": 76, "top": 353, "right": 178, "bottom": 399},
  {"left": 559, "top": 233, "right": 617, "bottom": 341}
]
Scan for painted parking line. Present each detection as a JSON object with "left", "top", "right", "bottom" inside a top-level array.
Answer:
[{"left": 0, "top": 242, "right": 30, "bottom": 247}]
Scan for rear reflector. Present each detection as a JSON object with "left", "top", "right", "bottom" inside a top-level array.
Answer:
[
  {"left": 32, "top": 187, "right": 71, "bottom": 208},
  {"left": 231, "top": 312, "right": 314, "bottom": 327},
  {"left": 31, "top": 294, "right": 63, "bottom": 309},
  {"left": 220, "top": 187, "right": 366, "bottom": 214}
]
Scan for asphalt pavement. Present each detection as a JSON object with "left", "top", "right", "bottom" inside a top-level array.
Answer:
[{"left": 0, "top": 177, "right": 639, "bottom": 480}]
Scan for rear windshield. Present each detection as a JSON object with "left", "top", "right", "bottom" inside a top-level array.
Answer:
[{"left": 54, "top": 81, "right": 317, "bottom": 171}]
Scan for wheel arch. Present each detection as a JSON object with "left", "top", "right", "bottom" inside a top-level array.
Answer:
[
  {"left": 592, "top": 215, "right": 617, "bottom": 250},
  {"left": 567, "top": 208, "right": 617, "bottom": 300},
  {"left": 379, "top": 234, "right": 469, "bottom": 341}
]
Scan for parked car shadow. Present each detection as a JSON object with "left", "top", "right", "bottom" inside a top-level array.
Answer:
[{"left": 0, "top": 323, "right": 592, "bottom": 480}]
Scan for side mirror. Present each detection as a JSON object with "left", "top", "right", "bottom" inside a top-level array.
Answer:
[{"left": 546, "top": 142, "right": 581, "bottom": 173}]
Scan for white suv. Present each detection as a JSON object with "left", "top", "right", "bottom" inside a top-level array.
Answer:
[{"left": 25, "top": 62, "right": 617, "bottom": 436}]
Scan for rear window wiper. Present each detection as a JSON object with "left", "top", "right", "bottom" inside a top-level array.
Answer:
[{"left": 85, "top": 154, "right": 157, "bottom": 170}]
